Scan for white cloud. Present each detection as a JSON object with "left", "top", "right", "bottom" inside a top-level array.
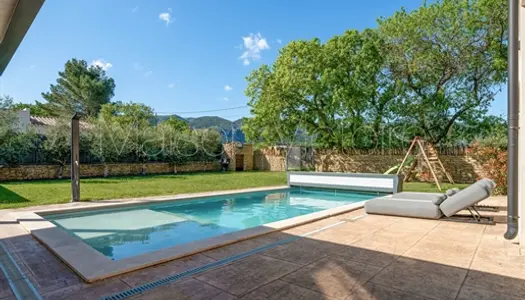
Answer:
[
  {"left": 29, "top": 65, "right": 36, "bottom": 69},
  {"left": 133, "top": 62, "right": 143, "bottom": 70},
  {"left": 159, "top": 8, "right": 173, "bottom": 25},
  {"left": 91, "top": 59, "right": 113, "bottom": 71},
  {"left": 144, "top": 70, "right": 153, "bottom": 77},
  {"left": 224, "top": 85, "right": 233, "bottom": 91},
  {"left": 239, "top": 33, "right": 269, "bottom": 66},
  {"left": 222, "top": 97, "right": 229, "bottom": 102},
  {"left": 132, "top": 6, "right": 138, "bottom": 13},
  {"left": 276, "top": 39, "right": 282, "bottom": 44},
  {"left": 168, "top": 83, "right": 175, "bottom": 88}
]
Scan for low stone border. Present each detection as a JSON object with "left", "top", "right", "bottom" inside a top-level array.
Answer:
[{"left": 12, "top": 186, "right": 368, "bottom": 283}]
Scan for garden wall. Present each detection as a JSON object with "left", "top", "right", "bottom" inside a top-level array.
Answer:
[
  {"left": 254, "top": 148, "right": 488, "bottom": 184},
  {"left": 0, "top": 162, "right": 220, "bottom": 181}
]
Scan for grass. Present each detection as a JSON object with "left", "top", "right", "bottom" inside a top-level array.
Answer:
[
  {"left": 403, "top": 182, "right": 470, "bottom": 193},
  {"left": 0, "top": 171, "right": 287, "bottom": 209},
  {"left": 0, "top": 171, "right": 469, "bottom": 210}
]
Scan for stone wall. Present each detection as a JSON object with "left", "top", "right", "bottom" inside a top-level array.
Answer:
[
  {"left": 0, "top": 162, "right": 220, "bottom": 182},
  {"left": 252, "top": 148, "right": 486, "bottom": 184},
  {"left": 254, "top": 147, "right": 287, "bottom": 171}
]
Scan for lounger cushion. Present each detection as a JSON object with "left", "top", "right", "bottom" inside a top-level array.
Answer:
[
  {"left": 393, "top": 192, "right": 447, "bottom": 205},
  {"left": 439, "top": 179, "right": 495, "bottom": 217},
  {"left": 445, "top": 188, "right": 460, "bottom": 197},
  {"left": 365, "top": 196, "right": 442, "bottom": 219}
]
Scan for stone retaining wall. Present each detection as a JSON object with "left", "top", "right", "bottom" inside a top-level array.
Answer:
[
  {"left": 0, "top": 162, "right": 220, "bottom": 182},
  {"left": 254, "top": 148, "right": 487, "bottom": 184}
]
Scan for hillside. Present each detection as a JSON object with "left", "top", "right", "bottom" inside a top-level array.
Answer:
[{"left": 156, "top": 115, "right": 246, "bottom": 143}]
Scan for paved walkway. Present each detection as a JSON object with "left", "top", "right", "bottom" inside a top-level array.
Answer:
[{"left": 1, "top": 196, "right": 524, "bottom": 300}]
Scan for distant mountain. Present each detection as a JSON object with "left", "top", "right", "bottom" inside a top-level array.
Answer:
[
  {"left": 155, "top": 114, "right": 186, "bottom": 123},
  {"left": 156, "top": 115, "right": 246, "bottom": 143},
  {"left": 186, "top": 116, "right": 233, "bottom": 130}
]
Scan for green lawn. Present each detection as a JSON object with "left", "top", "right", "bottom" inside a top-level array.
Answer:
[
  {"left": 0, "top": 172, "right": 287, "bottom": 209},
  {"left": 0, "top": 171, "right": 468, "bottom": 209},
  {"left": 403, "top": 182, "right": 470, "bottom": 193}
]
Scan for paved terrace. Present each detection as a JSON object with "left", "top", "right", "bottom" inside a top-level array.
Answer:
[{"left": 0, "top": 196, "right": 523, "bottom": 300}]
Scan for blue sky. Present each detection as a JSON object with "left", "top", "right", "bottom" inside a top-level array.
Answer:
[{"left": 2, "top": 0, "right": 506, "bottom": 120}]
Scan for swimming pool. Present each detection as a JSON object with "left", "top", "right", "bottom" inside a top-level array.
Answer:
[{"left": 44, "top": 187, "right": 380, "bottom": 260}]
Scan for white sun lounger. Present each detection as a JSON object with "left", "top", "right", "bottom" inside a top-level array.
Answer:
[{"left": 365, "top": 179, "right": 496, "bottom": 224}]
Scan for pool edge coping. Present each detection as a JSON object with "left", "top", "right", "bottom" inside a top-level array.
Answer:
[{"left": 12, "top": 186, "right": 368, "bottom": 283}]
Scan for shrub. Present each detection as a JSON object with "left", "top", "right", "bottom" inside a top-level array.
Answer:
[{"left": 468, "top": 140, "right": 507, "bottom": 195}]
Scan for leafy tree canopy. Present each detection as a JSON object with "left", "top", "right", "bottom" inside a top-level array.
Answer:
[
  {"left": 243, "top": 0, "right": 508, "bottom": 149},
  {"left": 379, "top": 0, "right": 507, "bottom": 144},
  {"left": 99, "top": 101, "right": 154, "bottom": 128},
  {"left": 11, "top": 102, "right": 52, "bottom": 117},
  {"left": 37, "top": 58, "right": 116, "bottom": 117},
  {"left": 160, "top": 116, "right": 190, "bottom": 132}
]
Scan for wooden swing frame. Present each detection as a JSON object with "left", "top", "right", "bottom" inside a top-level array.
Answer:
[{"left": 396, "top": 137, "right": 454, "bottom": 191}]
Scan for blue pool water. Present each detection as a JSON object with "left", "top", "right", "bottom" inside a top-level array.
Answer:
[{"left": 45, "top": 188, "right": 380, "bottom": 260}]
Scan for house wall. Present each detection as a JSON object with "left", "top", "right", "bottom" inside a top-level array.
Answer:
[{"left": 222, "top": 143, "right": 254, "bottom": 171}]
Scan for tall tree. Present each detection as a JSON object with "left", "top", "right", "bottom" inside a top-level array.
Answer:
[
  {"left": 37, "top": 59, "right": 116, "bottom": 117},
  {"left": 379, "top": 0, "right": 507, "bottom": 144},
  {"left": 160, "top": 116, "right": 190, "bottom": 132},
  {"left": 99, "top": 102, "right": 154, "bottom": 128},
  {"left": 243, "top": 30, "right": 397, "bottom": 149}
]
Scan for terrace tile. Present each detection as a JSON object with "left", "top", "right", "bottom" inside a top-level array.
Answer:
[
  {"left": 240, "top": 280, "right": 334, "bottom": 300},
  {"left": 260, "top": 236, "right": 345, "bottom": 266},
  {"left": 282, "top": 256, "right": 383, "bottom": 299},
  {"left": 370, "top": 257, "right": 468, "bottom": 300},
  {"left": 456, "top": 285, "right": 522, "bottom": 300},
  {"left": 42, "top": 278, "right": 130, "bottom": 300},
  {"left": 119, "top": 253, "right": 216, "bottom": 286},
  {"left": 129, "top": 278, "right": 236, "bottom": 300},
  {"left": 195, "top": 254, "right": 300, "bottom": 296},
  {"left": 347, "top": 282, "right": 431, "bottom": 300}
]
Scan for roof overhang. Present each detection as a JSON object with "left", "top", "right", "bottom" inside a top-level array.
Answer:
[{"left": 0, "top": 0, "right": 44, "bottom": 76}]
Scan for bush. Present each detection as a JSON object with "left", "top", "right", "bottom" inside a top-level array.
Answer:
[
  {"left": 468, "top": 140, "right": 507, "bottom": 195},
  {"left": 0, "top": 129, "right": 39, "bottom": 166}
]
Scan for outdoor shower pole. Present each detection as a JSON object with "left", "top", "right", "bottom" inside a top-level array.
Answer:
[
  {"left": 71, "top": 113, "right": 81, "bottom": 202},
  {"left": 505, "top": 0, "right": 520, "bottom": 240}
]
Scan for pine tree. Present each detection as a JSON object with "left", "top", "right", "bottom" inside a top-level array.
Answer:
[{"left": 37, "top": 58, "right": 116, "bottom": 117}]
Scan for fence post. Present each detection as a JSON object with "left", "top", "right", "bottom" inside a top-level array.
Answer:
[{"left": 71, "top": 113, "right": 81, "bottom": 202}]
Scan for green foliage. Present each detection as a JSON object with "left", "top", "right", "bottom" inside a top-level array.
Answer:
[
  {"left": 42, "top": 120, "right": 93, "bottom": 165},
  {"left": 244, "top": 0, "right": 508, "bottom": 149},
  {"left": 0, "top": 96, "right": 222, "bottom": 166},
  {"left": 469, "top": 141, "right": 507, "bottom": 195},
  {"left": 0, "top": 95, "right": 16, "bottom": 128},
  {"left": 160, "top": 126, "right": 222, "bottom": 164},
  {"left": 11, "top": 102, "right": 52, "bottom": 117},
  {"left": 379, "top": 0, "right": 507, "bottom": 144},
  {"left": 37, "top": 58, "right": 116, "bottom": 117},
  {"left": 100, "top": 102, "right": 154, "bottom": 128},
  {"left": 161, "top": 116, "right": 190, "bottom": 132},
  {"left": 244, "top": 30, "right": 398, "bottom": 149},
  {"left": 0, "top": 96, "right": 39, "bottom": 166}
]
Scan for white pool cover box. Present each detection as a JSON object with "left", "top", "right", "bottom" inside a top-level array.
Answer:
[{"left": 287, "top": 172, "right": 404, "bottom": 194}]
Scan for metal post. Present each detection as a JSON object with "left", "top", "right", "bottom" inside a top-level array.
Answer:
[
  {"left": 71, "top": 113, "right": 81, "bottom": 202},
  {"left": 505, "top": 0, "right": 520, "bottom": 240}
]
